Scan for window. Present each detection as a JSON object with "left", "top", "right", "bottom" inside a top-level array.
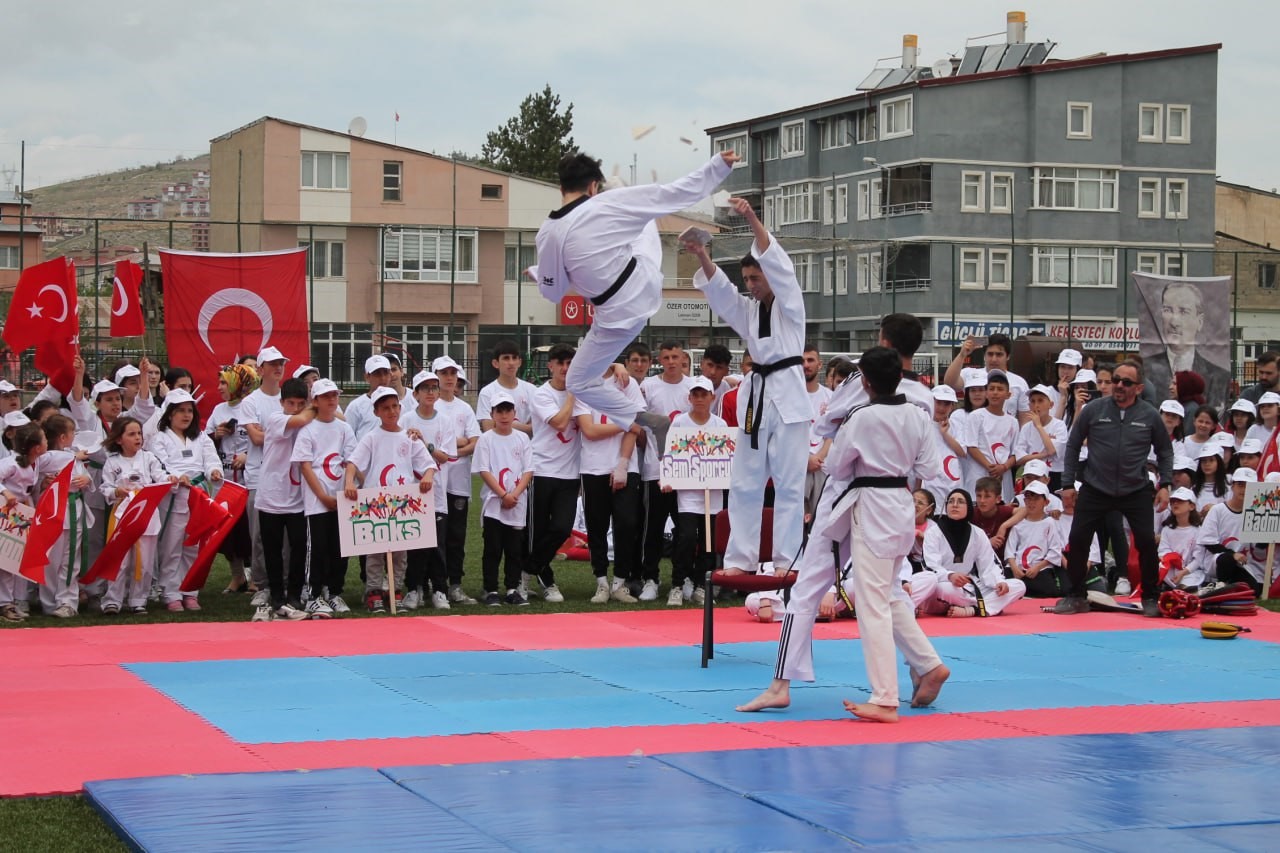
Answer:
[
  {"left": 1139, "top": 104, "right": 1163, "bottom": 142},
  {"left": 758, "top": 130, "right": 780, "bottom": 161},
  {"left": 1165, "top": 179, "right": 1188, "bottom": 219},
  {"left": 1032, "top": 246, "right": 1117, "bottom": 287},
  {"left": 856, "top": 253, "right": 882, "bottom": 293},
  {"left": 382, "top": 227, "right": 479, "bottom": 283},
  {"left": 714, "top": 134, "right": 748, "bottom": 163},
  {"left": 870, "top": 178, "right": 883, "bottom": 219},
  {"left": 1164, "top": 253, "right": 1185, "bottom": 277},
  {"left": 301, "top": 151, "right": 349, "bottom": 190},
  {"left": 778, "top": 182, "right": 815, "bottom": 225},
  {"left": 383, "top": 161, "right": 402, "bottom": 202},
  {"left": 835, "top": 184, "right": 848, "bottom": 224},
  {"left": 1033, "top": 167, "right": 1118, "bottom": 210},
  {"left": 821, "top": 184, "right": 849, "bottom": 225},
  {"left": 1136, "top": 253, "right": 1160, "bottom": 274},
  {"left": 781, "top": 121, "right": 805, "bottom": 157},
  {"left": 820, "top": 116, "right": 851, "bottom": 149},
  {"left": 0, "top": 246, "right": 17, "bottom": 269},
  {"left": 961, "top": 171, "right": 986, "bottom": 212},
  {"left": 792, "top": 254, "right": 816, "bottom": 293},
  {"left": 1260, "top": 263, "right": 1277, "bottom": 290},
  {"left": 879, "top": 95, "right": 913, "bottom": 139},
  {"left": 763, "top": 196, "right": 775, "bottom": 229},
  {"left": 1067, "top": 102, "right": 1092, "bottom": 139},
  {"left": 1138, "top": 177, "right": 1161, "bottom": 218},
  {"left": 854, "top": 109, "right": 877, "bottom": 143},
  {"left": 1166, "top": 105, "right": 1190, "bottom": 143},
  {"left": 960, "top": 248, "right": 985, "bottom": 288},
  {"left": 299, "top": 240, "right": 345, "bottom": 278},
  {"left": 504, "top": 244, "right": 538, "bottom": 282},
  {"left": 822, "top": 256, "right": 848, "bottom": 295},
  {"left": 857, "top": 181, "right": 870, "bottom": 221},
  {"left": 480, "top": 184, "right": 503, "bottom": 200},
  {"left": 988, "top": 249, "right": 1011, "bottom": 289},
  {"left": 989, "top": 173, "right": 1013, "bottom": 214}
]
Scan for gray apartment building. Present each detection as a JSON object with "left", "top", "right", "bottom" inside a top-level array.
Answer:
[{"left": 703, "top": 14, "right": 1219, "bottom": 359}]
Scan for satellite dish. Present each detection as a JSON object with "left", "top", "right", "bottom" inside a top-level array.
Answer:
[
  {"left": 348, "top": 116, "right": 368, "bottom": 137},
  {"left": 931, "top": 59, "right": 952, "bottom": 79}
]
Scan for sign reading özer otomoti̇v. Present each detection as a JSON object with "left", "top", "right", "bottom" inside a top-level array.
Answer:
[{"left": 338, "top": 484, "right": 438, "bottom": 557}]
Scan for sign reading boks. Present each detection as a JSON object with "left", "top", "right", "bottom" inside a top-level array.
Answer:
[{"left": 338, "top": 484, "right": 437, "bottom": 557}]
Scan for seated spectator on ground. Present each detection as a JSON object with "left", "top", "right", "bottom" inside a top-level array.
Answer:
[
  {"left": 921, "top": 489, "right": 1026, "bottom": 617},
  {"left": 1003, "top": 480, "right": 1066, "bottom": 598}
]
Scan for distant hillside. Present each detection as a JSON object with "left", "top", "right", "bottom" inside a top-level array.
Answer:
[{"left": 27, "top": 153, "right": 211, "bottom": 254}]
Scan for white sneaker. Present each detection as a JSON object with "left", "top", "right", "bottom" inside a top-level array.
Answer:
[
  {"left": 681, "top": 578, "right": 695, "bottom": 601},
  {"left": 543, "top": 584, "right": 564, "bottom": 604},
  {"left": 691, "top": 586, "right": 706, "bottom": 606},
  {"left": 1115, "top": 578, "right": 1132, "bottom": 596},
  {"left": 431, "top": 591, "right": 451, "bottom": 610},
  {"left": 51, "top": 604, "right": 77, "bottom": 619},
  {"left": 401, "top": 589, "right": 423, "bottom": 610},
  {"left": 251, "top": 605, "right": 272, "bottom": 622},
  {"left": 447, "top": 584, "right": 476, "bottom": 605},
  {"left": 148, "top": 581, "right": 162, "bottom": 603},
  {"left": 591, "top": 578, "right": 611, "bottom": 604},
  {"left": 610, "top": 578, "right": 637, "bottom": 604},
  {"left": 274, "top": 603, "right": 308, "bottom": 621},
  {"left": 328, "top": 595, "right": 350, "bottom": 614},
  {"left": 305, "top": 598, "right": 334, "bottom": 619},
  {"left": 667, "top": 587, "right": 684, "bottom": 607},
  {"left": 250, "top": 589, "right": 270, "bottom": 607},
  {"left": 639, "top": 580, "right": 659, "bottom": 601}
]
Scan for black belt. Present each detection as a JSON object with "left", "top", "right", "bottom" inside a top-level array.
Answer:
[
  {"left": 832, "top": 476, "right": 910, "bottom": 508},
  {"left": 590, "top": 257, "right": 637, "bottom": 307},
  {"left": 742, "top": 355, "right": 803, "bottom": 449}
]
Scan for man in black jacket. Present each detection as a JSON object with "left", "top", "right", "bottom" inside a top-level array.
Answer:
[{"left": 1054, "top": 360, "right": 1174, "bottom": 618}]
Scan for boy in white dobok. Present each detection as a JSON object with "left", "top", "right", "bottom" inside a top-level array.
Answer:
[
  {"left": 738, "top": 347, "right": 949, "bottom": 723},
  {"left": 685, "top": 198, "right": 808, "bottom": 577},
  {"left": 531, "top": 150, "right": 737, "bottom": 431}
]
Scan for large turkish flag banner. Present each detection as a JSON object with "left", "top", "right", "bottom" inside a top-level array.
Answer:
[{"left": 160, "top": 248, "right": 309, "bottom": 396}]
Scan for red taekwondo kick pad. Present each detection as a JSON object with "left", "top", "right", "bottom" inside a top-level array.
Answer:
[{"left": 2, "top": 602, "right": 1280, "bottom": 796}]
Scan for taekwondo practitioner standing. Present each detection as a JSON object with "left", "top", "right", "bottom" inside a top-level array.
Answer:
[
  {"left": 684, "top": 199, "right": 808, "bottom": 575},
  {"left": 531, "top": 149, "right": 737, "bottom": 431},
  {"left": 737, "top": 316, "right": 950, "bottom": 716}
]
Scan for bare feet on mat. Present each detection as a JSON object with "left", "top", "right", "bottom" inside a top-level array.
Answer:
[
  {"left": 756, "top": 602, "right": 773, "bottom": 622},
  {"left": 843, "top": 701, "right": 899, "bottom": 723},
  {"left": 736, "top": 682, "right": 790, "bottom": 712},
  {"left": 908, "top": 668, "right": 922, "bottom": 704},
  {"left": 911, "top": 663, "right": 950, "bottom": 708},
  {"left": 947, "top": 605, "right": 976, "bottom": 618}
]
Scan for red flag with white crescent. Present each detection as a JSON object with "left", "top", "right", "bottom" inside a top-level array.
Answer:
[
  {"left": 160, "top": 248, "right": 310, "bottom": 399},
  {"left": 1259, "top": 425, "right": 1280, "bottom": 480},
  {"left": 18, "top": 461, "right": 74, "bottom": 583},
  {"left": 110, "top": 259, "right": 145, "bottom": 337},
  {"left": 184, "top": 485, "right": 231, "bottom": 547},
  {"left": 180, "top": 481, "right": 249, "bottom": 592},
  {"left": 80, "top": 482, "right": 172, "bottom": 584},
  {"left": 3, "top": 257, "right": 79, "bottom": 394}
]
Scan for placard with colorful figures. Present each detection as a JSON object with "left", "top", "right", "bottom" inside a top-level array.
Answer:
[
  {"left": 659, "top": 426, "right": 738, "bottom": 491},
  {"left": 0, "top": 502, "right": 36, "bottom": 578},
  {"left": 1242, "top": 481, "right": 1280, "bottom": 543},
  {"left": 338, "top": 484, "right": 437, "bottom": 557}
]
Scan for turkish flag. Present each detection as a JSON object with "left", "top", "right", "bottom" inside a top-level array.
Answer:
[
  {"left": 3, "top": 257, "right": 79, "bottom": 394},
  {"left": 110, "top": 259, "right": 145, "bottom": 337},
  {"left": 160, "top": 248, "right": 309, "bottom": 397},
  {"left": 185, "top": 484, "right": 230, "bottom": 546},
  {"left": 180, "top": 481, "right": 248, "bottom": 592},
  {"left": 80, "top": 482, "right": 173, "bottom": 584},
  {"left": 18, "top": 461, "right": 74, "bottom": 583},
  {"left": 1259, "top": 424, "right": 1280, "bottom": 480}
]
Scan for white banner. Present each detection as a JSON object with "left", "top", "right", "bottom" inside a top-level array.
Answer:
[
  {"left": 338, "top": 484, "right": 437, "bottom": 557},
  {"left": 659, "top": 426, "right": 737, "bottom": 490},
  {"left": 1242, "top": 481, "right": 1280, "bottom": 544},
  {"left": 0, "top": 503, "right": 35, "bottom": 577}
]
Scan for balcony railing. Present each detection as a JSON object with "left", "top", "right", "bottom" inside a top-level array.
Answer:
[
  {"left": 883, "top": 201, "right": 933, "bottom": 216},
  {"left": 886, "top": 277, "right": 931, "bottom": 292}
]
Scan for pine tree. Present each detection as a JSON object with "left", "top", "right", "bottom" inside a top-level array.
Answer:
[{"left": 480, "top": 85, "right": 576, "bottom": 182}]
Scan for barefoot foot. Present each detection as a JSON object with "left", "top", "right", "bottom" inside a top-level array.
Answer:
[
  {"left": 756, "top": 603, "right": 773, "bottom": 622},
  {"left": 736, "top": 685, "right": 790, "bottom": 712},
  {"left": 908, "top": 668, "right": 922, "bottom": 704},
  {"left": 843, "top": 700, "right": 899, "bottom": 723},
  {"left": 911, "top": 663, "right": 951, "bottom": 708}
]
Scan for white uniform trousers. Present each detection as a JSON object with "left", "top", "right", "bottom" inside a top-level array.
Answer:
[
  {"left": 927, "top": 576, "right": 1026, "bottom": 616},
  {"left": 157, "top": 499, "right": 197, "bottom": 604},
  {"left": 725, "top": 402, "right": 808, "bottom": 571},
  {"left": 565, "top": 313, "right": 649, "bottom": 431},
  {"left": 41, "top": 530, "right": 85, "bottom": 613},
  {"left": 102, "top": 534, "right": 159, "bottom": 610}
]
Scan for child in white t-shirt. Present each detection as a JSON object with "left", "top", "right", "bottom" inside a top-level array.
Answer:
[
  {"left": 293, "top": 378, "right": 356, "bottom": 617},
  {"left": 400, "top": 370, "right": 458, "bottom": 610},
  {"left": 473, "top": 393, "right": 533, "bottom": 606},
  {"left": 34, "top": 414, "right": 96, "bottom": 617},
  {"left": 1003, "top": 480, "right": 1065, "bottom": 598},
  {"left": 1158, "top": 487, "right": 1204, "bottom": 590},
  {"left": 662, "top": 377, "right": 727, "bottom": 607},
  {"left": 1013, "top": 385, "right": 1069, "bottom": 491},
  {"left": 968, "top": 370, "right": 1019, "bottom": 502},
  {"left": 343, "top": 387, "right": 434, "bottom": 614}
]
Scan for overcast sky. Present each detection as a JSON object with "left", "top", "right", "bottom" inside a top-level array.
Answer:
[{"left": 3, "top": 0, "right": 1275, "bottom": 192}]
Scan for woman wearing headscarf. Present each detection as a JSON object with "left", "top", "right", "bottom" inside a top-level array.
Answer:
[
  {"left": 922, "top": 488, "right": 1026, "bottom": 617},
  {"left": 205, "top": 363, "right": 259, "bottom": 593}
]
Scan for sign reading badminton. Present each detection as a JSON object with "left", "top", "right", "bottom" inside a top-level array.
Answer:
[
  {"left": 0, "top": 503, "right": 35, "bottom": 578},
  {"left": 1242, "top": 482, "right": 1280, "bottom": 543},
  {"left": 338, "top": 484, "right": 437, "bottom": 557},
  {"left": 660, "top": 427, "right": 737, "bottom": 490}
]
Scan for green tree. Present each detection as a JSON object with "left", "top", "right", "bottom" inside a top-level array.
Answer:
[{"left": 480, "top": 85, "right": 576, "bottom": 182}]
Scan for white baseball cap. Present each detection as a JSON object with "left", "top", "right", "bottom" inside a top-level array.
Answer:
[
  {"left": 1172, "top": 454, "right": 1196, "bottom": 471},
  {"left": 690, "top": 376, "right": 715, "bottom": 393},
  {"left": 90, "top": 379, "right": 122, "bottom": 402},
  {"left": 3, "top": 411, "right": 30, "bottom": 429},
  {"left": 292, "top": 364, "right": 319, "bottom": 380},
  {"left": 1266, "top": 472, "right": 1280, "bottom": 483},
  {"left": 1259, "top": 392, "right": 1280, "bottom": 406},
  {"left": 364, "top": 355, "right": 391, "bottom": 374},
  {"left": 160, "top": 388, "right": 195, "bottom": 413},
  {"left": 1022, "top": 480, "right": 1051, "bottom": 498},
  {"left": 1232, "top": 467, "right": 1259, "bottom": 484},
  {"left": 370, "top": 386, "right": 400, "bottom": 406},
  {"left": 1198, "top": 443, "right": 1224, "bottom": 459},
  {"left": 1212, "top": 431, "right": 1236, "bottom": 448},
  {"left": 961, "top": 368, "right": 988, "bottom": 389},
  {"left": 932, "top": 385, "right": 958, "bottom": 403},
  {"left": 1071, "top": 369, "right": 1098, "bottom": 385},
  {"left": 411, "top": 370, "right": 439, "bottom": 389},
  {"left": 1169, "top": 486, "right": 1197, "bottom": 503},
  {"left": 1028, "top": 384, "right": 1054, "bottom": 399},
  {"left": 113, "top": 365, "right": 141, "bottom": 385},
  {"left": 311, "top": 378, "right": 339, "bottom": 397},
  {"left": 489, "top": 390, "right": 516, "bottom": 409},
  {"left": 1230, "top": 399, "right": 1258, "bottom": 416},
  {"left": 1159, "top": 400, "right": 1186, "bottom": 418},
  {"left": 257, "top": 346, "right": 288, "bottom": 364},
  {"left": 456, "top": 367, "right": 468, "bottom": 384},
  {"left": 431, "top": 355, "right": 461, "bottom": 373},
  {"left": 1056, "top": 348, "right": 1083, "bottom": 367},
  {"left": 1023, "top": 459, "right": 1050, "bottom": 478},
  {"left": 0, "top": 380, "right": 17, "bottom": 394},
  {"left": 1238, "top": 438, "right": 1265, "bottom": 455}
]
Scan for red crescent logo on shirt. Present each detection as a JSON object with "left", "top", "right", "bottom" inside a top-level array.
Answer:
[
  {"left": 991, "top": 442, "right": 1006, "bottom": 458},
  {"left": 555, "top": 431, "right": 572, "bottom": 444},
  {"left": 600, "top": 414, "right": 607, "bottom": 424},
  {"left": 288, "top": 464, "right": 301, "bottom": 486},
  {"left": 379, "top": 464, "right": 396, "bottom": 487},
  {"left": 943, "top": 456, "right": 959, "bottom": 481},
  {"left": 498, "top": 468, "right": 512, "bottom": 491},
  {"left": 1021, "top": 546, "right": 1041, "bottom": 570},
  {"left": 1222, "top": 536, "right": 1238, "bottom": 549},
  {"left": 322, "top": 453, "right": 342, "bottom": 481},
  {"left": 668, "top": 410, "right": 679, "bottom": 422}
]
